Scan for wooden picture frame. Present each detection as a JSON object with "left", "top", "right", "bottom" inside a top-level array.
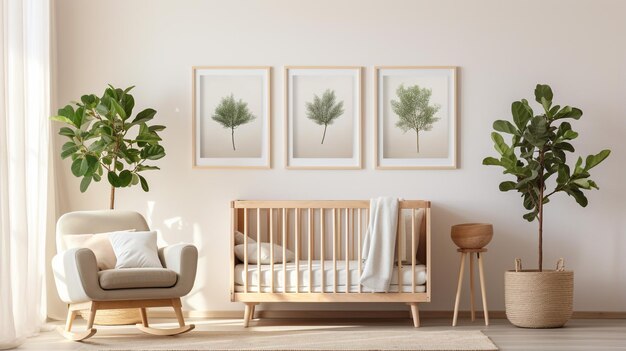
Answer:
[
  {"left": 192, "top": 66, "right": 271, "bottom": 169},
  {"left": 375, "top": 66, "right": 458, "bottom": 169},
  {"left": 285, "top": 66, "right": 362, "bottom": 169}
]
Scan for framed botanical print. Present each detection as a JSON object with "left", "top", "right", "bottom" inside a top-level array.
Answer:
[
  {"left": 285, "top": 66, "right": 362, "bottom": 169},
  {"left": 375, "top": 66, "right": 457, "bottom": 169},
  {"left": 192, "top": 66, "right": 271, "bottom": 168}
]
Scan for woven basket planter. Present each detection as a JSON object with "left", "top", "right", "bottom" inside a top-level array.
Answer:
[
  {"left": 79, "top": 308, "right": 141, "bottom": 326},
  {"left": 505, "top": 262, "right": 573, "bottom": 328}
]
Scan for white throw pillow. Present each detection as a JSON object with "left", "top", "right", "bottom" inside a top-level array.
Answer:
[
  {"left": 234, "top": 243, "right": 294, "bottom": 264},
  {"left": 109, "top": 231, "right": 163, "bottom": 269},
  {"left": 63, "top": 229, "right": 135, "bottom": 270},
  {"left": 234, "top": 231, "right": 256, "bottom": 245}
]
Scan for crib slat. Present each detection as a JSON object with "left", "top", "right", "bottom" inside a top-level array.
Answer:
[
  {"left": 397, "top": 209, "right": 403, "bottom": 292},
  {"left": 332, "top": 208, "right": 337, "bottom": 293},
  {"left": 350, "top": 209, "right": 355, "bottom": 260},
  {"left": 311, "top": 209, "right": 315, "bottom": 262},
  {"left": 411, "top": 209, "right": 416, "bottom": 293},
  {"left": 357, "top": 208, "right": 362, "bottom": 293},
  {"left": 257, "top": 208, "right": 262, "bottom": 293},
  {"left": 286, "top": 209, "right": 290, "bottom": 252},
  {"left": 270, "top": 208, "right": 274, "bottom": 293},
  {"left": 295, "top": 209, "right": 300, "bottom": 293},
  {"left": 426, "top": 207, "right": 432, "bottom": 299},
  {"left": 277, "top": 209, "right": 281, "bottom": 246},
  {"left": 320, "top": 209, "right": 325, "bottom": 293},
  {"left": 345, "top": 208, "right": 350, "bottom": 293},
  {"left": 338, "top": 208, "right": 342, "bottom": 263},
  {"left": 367, "top": 208, "right": 374, "bottom": 294},
  {"left": 244, "top": 209, "right": 248, "bottom": 293},
  {"left": 282, "top": 208, "right": 287, "bottom": 293},
  {"left": 266, "top": 208, "right": 270, "bottom": 242},
  {"left": 308, "top": 208, "right": 313, "bottom": 293}
]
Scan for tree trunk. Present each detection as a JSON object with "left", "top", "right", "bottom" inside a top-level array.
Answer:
[
  {"left": 231, "top": 128, "right": 236, "bottom": 151},
  {"left": 109, "top": 186, "right": 115, "bottom": 210},
  {"left": 321, "top": 124, "right": 328, "bottom": 144},
  {"left": 415, "top": 130, "right": 420, "bottom": 153}
]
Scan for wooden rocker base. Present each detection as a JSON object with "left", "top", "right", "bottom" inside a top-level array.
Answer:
[
  {"left": 56, "top": 326, "right": 97, "bottom": 341},
  {"left": 136, "top": 324, "right": 195, "bottom": 336},
  {"left": 59, "top": 298, "right": 194, "bottom": 341}
]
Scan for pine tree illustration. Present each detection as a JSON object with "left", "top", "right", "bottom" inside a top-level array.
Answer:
[
  {"left": 391, "top": 84, "right": 441, "bottom": 153},
  {"left": 211, "top": 94, "right": 255, "bottom": 151},
  {"left": 305, "top": 89, "right": 345, "bottom": 144}
]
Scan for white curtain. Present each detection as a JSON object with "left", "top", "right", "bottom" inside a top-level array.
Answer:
[{"left": 0, "top": 0, "right": 52, "bottom": 349}]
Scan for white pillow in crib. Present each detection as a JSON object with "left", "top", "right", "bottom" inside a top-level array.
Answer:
[
  {"left": 234, "top": 231, "right": 256, "bottom": 245},
  {"left": 234, "top": 243, "right": 294, "bottom": 264},
  {"left": 398, "top": 208, "right": 425, "bottom": 263}
]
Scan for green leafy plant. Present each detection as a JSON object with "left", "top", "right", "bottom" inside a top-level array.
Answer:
[
  {"left": 51, "top": 85, "right": 166, "bottom": 209},
  {"left": 211, "top": 94, "right": 255, "bottom": 151},
  {"left": 306, "top": 89, "right": 344, "bottom": 144},
  {"left": 391, "top": 84, "right": 441, "bottom": 153},
  {"left": 483, "top": 84, "right": 610, "bottom": 271}
]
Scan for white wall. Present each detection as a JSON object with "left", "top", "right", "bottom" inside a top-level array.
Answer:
[{"left": 53, "top": 0, "right": 626, "bottom": 314}]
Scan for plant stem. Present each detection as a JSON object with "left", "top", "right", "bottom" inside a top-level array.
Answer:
[
  {"left": 321, "top": 124, "right": 328, "bottom": 144},
  {"left": 415, "top": 130, "right": 420, "bottom": 153},
  {"left": 109, "top": 185, "right": 115, "bottom": 210},
  {"left": 231, "top": 127, "right": 236, "bottom": 151},
  {"left": 538, "top": 150, "right": 545, "bottom": 272},
  {"left": 109, "top": 134, "right": 121, "bottom": 210}
]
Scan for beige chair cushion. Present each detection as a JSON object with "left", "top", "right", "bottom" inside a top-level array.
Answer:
[
  {"left": 63, "top": 230, "right": 134, "bottom": 270},
  {"left": 98, "top": 268, "right": 177, "bottom": 290}
]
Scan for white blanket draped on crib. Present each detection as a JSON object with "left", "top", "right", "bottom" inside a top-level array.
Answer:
[{"left": 359, "top": 197, "right": 399, "bottom": 292}]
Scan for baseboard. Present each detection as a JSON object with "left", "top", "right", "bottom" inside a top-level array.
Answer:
[{"left": 149, "top": 309, "right": 626, "bottom": 320}]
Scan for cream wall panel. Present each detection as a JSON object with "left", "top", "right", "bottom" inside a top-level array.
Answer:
[{"left": 53, "top": 0, "right": 626, "bottom": 313}]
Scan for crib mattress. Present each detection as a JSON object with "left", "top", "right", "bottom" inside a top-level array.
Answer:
[{"left": 234, "top": 260, "right": 427, "bottom": 293}]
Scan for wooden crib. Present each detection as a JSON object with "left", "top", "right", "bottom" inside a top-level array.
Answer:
[{"left": 230, "top": 200, "right": 431, "bottom": 327}]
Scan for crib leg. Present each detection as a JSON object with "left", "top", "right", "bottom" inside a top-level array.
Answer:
[
  {"left": 409, "top": 303, "right": 420, "bottom": 328},
  {"left": 243, "top": 303, "right": 257, "bottom": 328}
]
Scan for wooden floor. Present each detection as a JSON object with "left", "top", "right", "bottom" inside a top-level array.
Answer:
[{"left": 22, "top": 317, "right": 626, "bottom": 350}]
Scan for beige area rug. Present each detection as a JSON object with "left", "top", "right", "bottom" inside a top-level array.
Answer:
[{"left": 87, "top": 329, "right": 498, "bottom": 351}]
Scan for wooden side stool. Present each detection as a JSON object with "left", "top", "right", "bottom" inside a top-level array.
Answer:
[{"left": 452, "top": 248, "right": 489, "bottom": 326}]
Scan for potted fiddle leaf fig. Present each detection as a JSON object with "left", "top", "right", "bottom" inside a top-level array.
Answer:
[
  {"left": 52, "top": 85, "right": 165, "bottom": 325},
  {"left": 483, "top": 84, "right": 610, "bottom": 328},
  {"left": 52, "top": 85, "right": 166, "bottom": 209}
]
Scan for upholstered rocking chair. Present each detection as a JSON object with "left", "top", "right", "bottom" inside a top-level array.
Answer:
[{"left": 52, "top": 210, "right": 198, "bottom": 341}]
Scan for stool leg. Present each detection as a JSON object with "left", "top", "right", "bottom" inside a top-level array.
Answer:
[
  {"left": 469, "top": 252, "right": 476, "bottom": 321},
  {"left": 452, "top": 252, "right": 466, "bottom": 327},
  {"left": 477, "top": 252, "right": 489, "bottom": 326}
]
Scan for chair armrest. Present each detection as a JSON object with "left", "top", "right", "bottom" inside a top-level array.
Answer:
[
  {"left": 52, "top": 248, "right": 101, "bottom": 303},
  {"left": 158, "top": 243, "right": 198, "bottom": 294}
]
